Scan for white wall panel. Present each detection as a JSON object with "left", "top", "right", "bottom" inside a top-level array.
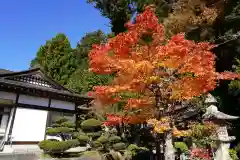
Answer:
[
  {"left": 0, "top": 91, "right": 16, "bottom": 101},
  {"left": 18, "top": 94, "right": 49, "bottom": 107},
  {"left": 50, "top": 99, "right": 75, "bottom": 110},
  {"left": 11, "top": 108, "right": 48, "bottom": 142}
]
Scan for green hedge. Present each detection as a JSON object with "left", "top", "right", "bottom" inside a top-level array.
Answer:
[
  {"left": 96, "top": 135, "right": 108, "bottom": 144},
  {"left": 91, "top": 141, "right": 102, "bottom": 148},
  {"left": 86, "top": 131, "right": 103, "bottom": 138},
  {"left": 174, "top": 142, "right": 188, "bottom": 153},
  {"left": 61, "top": 121, "right": 74, "bottom": 128},
  {"left": 66, "top": 139, "right": 80, "bottom": 148},
  {"left": 126, "top": 144, "right": 149, "bottom": 156},
  {"left": 113, "top": 142, "right": 126, "bottom": 151},
  {"left": 46, "top": 127, "right": 73, "bottom": 135},
  {"left": 54, "top": 117, "right": 69, "bottom": 124},
  {"left": 81, "top": 119, "right": 102, "bottom": 130},
  {"left": 229, "top": 149, "right": 239, "bottom": 160},
  {"left": 77, "top": 135, "right": 89, "bottom": 146},
  {"left": 39, "top": 140, "right": 72, "bottom": 153},
  {"left": 127, "top": 144, "right": 140, "bottom": 151},
  {"left": 109, "top": 136, "right": 121, "bottom": 144}
]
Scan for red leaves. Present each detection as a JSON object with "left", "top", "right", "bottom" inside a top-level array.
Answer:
[
  {"left": 217, "top": 71, "right": 240, "bottom": 80},
  {"left": 190, "top": 148, "right": 212, "bottom": 160},
  {"left": 104, "top": 114, "right": 123, "bottom": 126},
  {"left": 88, "top": 6, "right": 240, "bottom": 125}
]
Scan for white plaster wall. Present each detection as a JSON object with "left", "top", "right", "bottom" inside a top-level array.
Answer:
[
  {"left": 50, "top": 99, "right": 75, "bottom": 110},
  {"left": 18, "top": 94, "right": 49, "bottom": 107},
  {"left": 0, "top": 91, "right": 16, "bottom": 101},
  {"left": 11, "top": 108, "right": 48, "bottom": 142}
]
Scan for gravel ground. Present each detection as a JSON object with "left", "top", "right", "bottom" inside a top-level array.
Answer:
[{"left": 0, "top": 153, "right": 40, "bottom": 160}]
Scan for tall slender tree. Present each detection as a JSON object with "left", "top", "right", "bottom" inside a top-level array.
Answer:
[{"left": 31, "top": 33, "right": 76, "bottom": 85}]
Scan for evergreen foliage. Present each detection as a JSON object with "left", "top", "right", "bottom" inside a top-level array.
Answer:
[{"left": 31, "top": 30, "right": 112, "bottom": 93}]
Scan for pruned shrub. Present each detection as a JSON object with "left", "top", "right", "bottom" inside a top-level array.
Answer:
[
  {"left": 174, "top": 142, "right": 188, "bottom": 153},
  {"left": 77, "top": 135, "right": 89, "bottom": 146},
  {"left": 46, "top": 127, "right": 73, "bottom": 135},
  {"left": 86, "top": 131, "right": 103, "bottom": 139},
  {"left": 73, "top": 132, "right": 86, "bottom": 138},
  {"left": 81, "top": 118, "right": 102, "bottom": 130},
  {"left": 112, "top": 142, "right": 126, "bottom": 151},
  {"left": 109, "top": 136, "right": 121, "bottom": 144},
  {"left": 61, "top": 121, "right": 74, "bottom": 128},
  {"left": 91, "top": 141, "right": 102, "bottom": 148},
  {"left": 55, "top": 117, "right": 69, "bottom": 124},
  {"left": 229, "top": 149, "right": 238, "bottom": 160},
  {"left": 96, "top": 135, "right": 108, "bottom": 144},
  {"left": 66, "top": 139, "right": 80, "bottom": 148},
  {"left": 38, "top": 140, "right": 72, "bottom": 153}
]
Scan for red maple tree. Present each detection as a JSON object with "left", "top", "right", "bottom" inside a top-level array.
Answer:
[{"left": 88, "top": 6, "right": 240, "bottom": 125}]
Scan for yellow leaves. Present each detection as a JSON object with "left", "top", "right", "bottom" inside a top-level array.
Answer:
[
  {"left": 172, "top": 126, "right": 191, "bottom": 137},
  {"left": 146, "top": 76, "right": 161, "bottom": 84},
  {"left": 89, "top": 6, "right": 240, "bottom": 127},
  {"left": 147, "top": 117, "right": 171, "bottom": 133},
  {"left": 163, "top": 0, "right": 224, "bottom": 37}
]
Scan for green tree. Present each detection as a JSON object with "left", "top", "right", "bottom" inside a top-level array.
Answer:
[
  {"left": 67, "top": 30, "right": 112, "bottom": 93},
  {"left": 87, "top": 0, "right": 172, "bottom": 35},
  {"left": 87, "top": 0, "right": 133, "bottom": 34},
  {"left": 75, "top": 30, "right": 107, "bottom": 67},
  {"left": 31, "top": 30, "right": 112, "bottom": 93},
  {"left": 31, "top": 33, "right": 77, "bottom": 85}
]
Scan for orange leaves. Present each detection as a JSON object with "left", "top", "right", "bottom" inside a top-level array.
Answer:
[
  {"left": 172, "top": 126, "right": 191, "bottom": 137},
  {"left": 93, "top": 86, "right": 120, "bottom": 105},
  {"left": 104, "top": 114, "right": 123, "bottom": 126},
  {"left": 147, "top": 117, "right": 171, "bottom": 133},
  {"left": 125, "top": 98, "right": 154, "bottom": 110},
  {"left": 170, "top": 76, "right": 217, "bottom": 99},
  {"left": 88, "top": 6, "right": 240, "bottom": 125},
  {"left": 216, "top": 71, "right": 240, "bottom": 80}
]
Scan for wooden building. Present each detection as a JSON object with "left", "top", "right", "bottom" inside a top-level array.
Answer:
[{"left": 0, "top": 68, "right": 91, "bottom": 145}]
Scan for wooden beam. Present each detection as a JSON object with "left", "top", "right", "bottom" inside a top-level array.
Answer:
[{"left": 8, "top": 93, "right": 19, "bottom": 140}]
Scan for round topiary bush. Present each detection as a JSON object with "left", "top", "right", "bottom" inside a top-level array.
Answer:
[
  {"left": 86, "top": 131, "right": 103, "bottom": 139},
  {"left": 77, "top": 135, "right": 89, "bottom": 146},
  {"left": 61, "top": 121, "right": 74, "bottom": 128},
  {"left": 91, "top": 141, "right": 102, "bottom": 148},
  {"left": 66, "top": 139, "right": 80, "bottom": 148},
  {"left": 72, "top": 130, "right": 86, "bottom": 139},
  {"left": 174, "top": 142, "right": 188, "bottom": 153},
  {"left": 55, "top": 117, "right": 69, "bottom": 124},
  {"left": 38, "top": 140, "right": 72, "bottom": 153},
  {"left": 46, "top": 127, "right": 73, "bottom": 135},
  {"left": 229, "top": 149, "right": 239, "bottom": 160},
  {"left": 127, "top": 144, "right": 140, "bottom": 151},
  {"left": 113, "top": 142, "right": 126, "bottom": 151},
  {"left": 109, "top": 136, "right": 121, "bottom": 144},
  {"left": 96, "top": 135, "right": 108, "bottom": 144},
  {"left": 81, "top": 118, "right": 102, "bottom": 130}
]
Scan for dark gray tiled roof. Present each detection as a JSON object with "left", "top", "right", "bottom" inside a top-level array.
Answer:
[
  {"left": 0, "top": 68, "right": 92, "bottom": 101},
  {"left": 0, "top": 69, "right": 13, "bottom": 74}
]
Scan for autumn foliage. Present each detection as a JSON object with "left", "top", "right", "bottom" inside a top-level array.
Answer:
[
  {"left": 88, "top": 6, "right": 240, "bottom": 125},
  {"left": 163, "top": 0, "right": 226, "bottom": 37}
]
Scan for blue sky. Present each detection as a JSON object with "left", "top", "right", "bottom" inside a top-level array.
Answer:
[{"left": 0, "top": 0, "right": 110, "bottom": 71}]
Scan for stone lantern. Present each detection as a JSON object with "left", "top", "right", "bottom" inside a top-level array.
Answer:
[{"left": 203, "top": 94, "right": 239, "bottom": 160}]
